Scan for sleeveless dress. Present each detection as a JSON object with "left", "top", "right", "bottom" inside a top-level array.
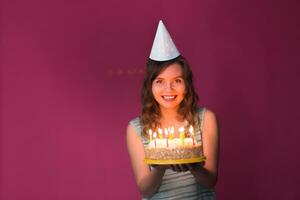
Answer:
[{"left": 129, "top": 108, "right": 216, "bottom": 200}]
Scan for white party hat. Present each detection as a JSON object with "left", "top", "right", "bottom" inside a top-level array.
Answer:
[{"left": 149, "top": 20, "right": 180, "bottom": 61}]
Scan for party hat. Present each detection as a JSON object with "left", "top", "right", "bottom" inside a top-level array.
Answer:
[{"left": 149, "top": 20, "right": 180, "bottom": 61}]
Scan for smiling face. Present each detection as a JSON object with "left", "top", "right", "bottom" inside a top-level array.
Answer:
[{"left": 151, "top": 63, "right": 186, "bottom": 111}]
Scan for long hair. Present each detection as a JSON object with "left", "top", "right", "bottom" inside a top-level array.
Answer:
[{"left": 140, "top": 56, "right": 200, "bottom": 137}]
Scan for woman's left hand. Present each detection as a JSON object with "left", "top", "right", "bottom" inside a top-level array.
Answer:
[{"left": 170, "top": 162, "right": 204, "bottom": 173}]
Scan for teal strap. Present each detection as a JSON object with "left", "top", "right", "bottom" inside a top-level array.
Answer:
[
  {"left": 199, "top": 107, "right": 206, "bottom": 132},
  {"left": 129, "top": 117, "right": 149, "bottom": 145},
  {"left": 195, "top": 107, "right": 206, "bottom": 144},
  {"left": 129, "top": 117, "right": 142, "bottom": 136}
]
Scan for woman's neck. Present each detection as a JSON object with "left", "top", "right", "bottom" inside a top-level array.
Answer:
[
  {"left": 160, "top": 107, "right": 177, "bottom": 119},
  {"left": 159, "top": 107, "right": 184, "bottom": 124}
]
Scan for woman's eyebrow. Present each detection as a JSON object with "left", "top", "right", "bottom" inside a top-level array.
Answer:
[
  {"left": 156, "top": 75, "right": 183, "bottom": 79},
  {"left": 170, "top": 75, "right": 184, "bottom": 79}
]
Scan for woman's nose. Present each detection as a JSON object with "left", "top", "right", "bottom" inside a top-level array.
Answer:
[{"left": 163, "top": 82, "right": 173, "bottom": 90}]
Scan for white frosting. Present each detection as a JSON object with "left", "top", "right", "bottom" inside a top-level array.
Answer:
[{"left": 148, "top": 138, "right": 196, "bottom": 148}]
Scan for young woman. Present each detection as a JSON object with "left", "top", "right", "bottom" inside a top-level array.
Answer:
[{"left": 127, "top": 21, "right": 219, "bottom": 199}]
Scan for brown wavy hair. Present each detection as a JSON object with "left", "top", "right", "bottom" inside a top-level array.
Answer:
[{"left": 140, "top": 56, "right": 200, "bottom": 137}]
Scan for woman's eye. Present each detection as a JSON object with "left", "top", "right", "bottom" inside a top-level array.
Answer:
[
  {"left": 175, "top": 79, "right": 182, "bottom": 83},
  {"left": 155, "top": 80, "right": 162, "bottom": 84}
]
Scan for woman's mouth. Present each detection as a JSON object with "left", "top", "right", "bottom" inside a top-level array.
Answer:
[{"left": 162, "top": 95, "right": 177, "bottom": 102}]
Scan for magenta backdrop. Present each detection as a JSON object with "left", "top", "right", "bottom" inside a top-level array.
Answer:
[{"left": 1, "top": 0, "right": 300, "bottom": 199}]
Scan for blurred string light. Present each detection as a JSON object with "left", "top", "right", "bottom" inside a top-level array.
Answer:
[{"left": 107, "top": 68, "right": 144, "bottom": 77}]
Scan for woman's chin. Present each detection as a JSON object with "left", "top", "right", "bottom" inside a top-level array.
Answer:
[{"left": 159, "top": 104, "right": 180, "bottom": 110}]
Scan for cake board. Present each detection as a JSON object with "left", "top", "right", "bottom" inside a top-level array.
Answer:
[{"left": 144, "top": 156, "right": 206, "bottom": 165}]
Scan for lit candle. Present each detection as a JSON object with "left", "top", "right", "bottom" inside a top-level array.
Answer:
[
  {"left": 164, "top": 128, "right": 169, "bottom": 147},
  {"left": 149, "top": 129, "right": 153, "bottom": 143},
  {"left": 189, "top": 125, "right": 195, "bottom": 145},
  {"left": 158, "top": 128, "right": 163, "bottom": 139},
  {"left": 169, "top": 126, "right": 174, "bottom": 140},
  {"left": 179, "top": 127, "right": 185, "bottom": 145},
  {"left": 153, "top": 132, "right": 157, "bottom": 148}
]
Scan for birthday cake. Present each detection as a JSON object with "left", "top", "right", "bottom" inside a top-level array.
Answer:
[{"left": 144, "top": 127, "right": 205, "bottom": 164}]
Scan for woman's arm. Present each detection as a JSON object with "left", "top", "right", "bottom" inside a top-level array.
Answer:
[
  {"left": 126, "top": 124, "right": 167, "bottom": 198},
  {"left": 188, "top": 109, "right": 220, "bottom": 188}
]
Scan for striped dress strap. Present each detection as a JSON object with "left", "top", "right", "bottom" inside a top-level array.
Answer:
[
  {"left": 199, "top": 107, "right": 206, "bottom": 132},
  {"left": 129, "top": 117, "right": 142, "bottom": 136},
  {"left": 196, "top": 107, "right": 206, "bottom": 144},
  {"left": 129, "top": 117, "right": 149, "bottom": 146}
]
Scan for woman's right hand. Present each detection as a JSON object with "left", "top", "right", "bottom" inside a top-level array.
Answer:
[
  {"left": 151, "top": 164, "right": 198, "bottom": 173},
  {"left": 169, "top": 164, "right": 189, "bottom": 172},
  {"left": 150, "top": 164, "right": 170, "bottom": 172},
  {"left": 169, "top": 163, "right": 204, "bottom": 172}
]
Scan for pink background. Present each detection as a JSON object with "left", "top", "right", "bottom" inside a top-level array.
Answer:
[{"left": 1, "top": 0, "right": 300, "bottom": 199}]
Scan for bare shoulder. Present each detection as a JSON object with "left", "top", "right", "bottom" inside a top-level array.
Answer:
[
  {"left": 126, "top": 122, "right": 144, "bottom": 148},
  {"left": 204, "top": 109, "right": 217, "bottom": 123},
  {"left": 203, "top": 109, "right": 219, "bottom": 135},
  {"left": 126, "top": 123, "right": 135, "bottom": 135},
  {"left": 126, "top": 123, "right": 139, "bottom": 141}
]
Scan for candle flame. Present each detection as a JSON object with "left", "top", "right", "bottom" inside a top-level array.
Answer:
[
  {"left": 178, "top": 126, "right": 184, "bottom": 133},
  {"left": 158, "top": 128, "right": 163, "bottom": 134},
  {"left": 171, "top": 126, "right": 174, "bottom": 134},
  {"left": 158, "top": 128, "right": 163, "bottom": 139},
  {"left": 153, "top": 132, "right": 157, "bottom": 138},
  {"left": 164, "top": 128, "right": 169, "bottom": 136},
  {"left": 189, "top": 126, "right": 194, "bottom": 135}
]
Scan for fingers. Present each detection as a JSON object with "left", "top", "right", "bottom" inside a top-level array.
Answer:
[
  {"left": 170, "top": 165, "right": 181, "bottom": 172},
  {"left": 170, "top": 162, "right": 205, "bottom": 173},
  {"left": 186, "top": 164, "right": 194, "bottom": 171},
  {"left": 180, "top": 164, "right": 189, "bottom": 172},
  {"left": 186, "top": 163, "right": 205, "bottom": 172},
  {"left": 151, "top": 162, "right": 205, "bottom": 173},
  {"left": 170, "top": 164, "right": 189, "bottom": 172},
  {"left": 150, "top": 164, "right": 170, "bottom": 171},
  {"left": 170, "top": 165, "right": 176, "bottom": 171}
]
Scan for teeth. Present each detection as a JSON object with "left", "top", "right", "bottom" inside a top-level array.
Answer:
[{"left": 163, "top": 96, "right": 176, "bottom": 99}]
